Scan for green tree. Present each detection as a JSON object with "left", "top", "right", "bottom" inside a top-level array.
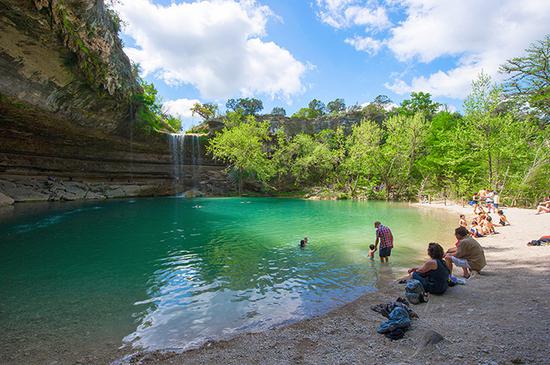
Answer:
[
  {"left": 134, "top": 79, "right": 181, "bottom": 133},
  {"left": 326, "top": 98, "right": 346, "bottom": 114},
  {"left": 416, "top": 112, "right": 475, "bottom": 199},
  {"left": 373, "top": 95, "right": 392, "bottom": 107},
  {"left": 381, "top": 113, "right": 429, "bottom": 198},
  {"left": 308, "top": 99, "right": 326, "bottom": 116},
  {"left": 191, "top": 102, "right": 218, "bottom": 120},
  {"left": 398, "top": 92, "right": 440, "bottom": 118},
  {"left": 225, "top": 98, "right": 264, "bottom": 115},
  {"left": 208, "top": 116, "right": 274, "bottom": 194},
  {"left": 463, "top": 72, "right": 503, "bottom": 187},
  {"left": 291, "top": 107, "right": 317, "bottom": 119},
  {"left": 500, "top": 35, "right": 550, "bottom": 122},
  {"left": 343, "top": 120, "right": 383, "bottom": 196},
  {"left": 281, "top": 133, "right": 335, "bottom": 185},
  {"left": 271, "top": 106, "right": 287, "bottom": 116}
]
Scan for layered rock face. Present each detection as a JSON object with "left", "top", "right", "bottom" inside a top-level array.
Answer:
[{"left": 0, "top": 0, "right": 231, "bottom": 204}]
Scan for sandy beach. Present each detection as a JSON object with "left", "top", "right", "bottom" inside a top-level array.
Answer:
[{"left": 129, "top": 203, "right": 550, "bottom": 365}]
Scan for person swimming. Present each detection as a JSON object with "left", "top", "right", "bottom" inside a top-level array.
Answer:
[{"left": 300, "top": 237, "right": 309, "bottom": 248}]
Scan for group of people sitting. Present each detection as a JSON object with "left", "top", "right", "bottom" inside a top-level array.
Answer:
[
  {"left": 405, "top": 226, "right": 487, "bottom": 295},
  {"left": 459, "top": 209, "right": 509, "bottom": 238}
]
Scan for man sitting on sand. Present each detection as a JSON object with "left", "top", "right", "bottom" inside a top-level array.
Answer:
[{"left": 445, "top": 227, "right": 486, "bottom": 278}]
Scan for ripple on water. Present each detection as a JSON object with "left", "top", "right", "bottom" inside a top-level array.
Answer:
[{"left": 0, "top": 197, "right": 457, "bottom": 363}]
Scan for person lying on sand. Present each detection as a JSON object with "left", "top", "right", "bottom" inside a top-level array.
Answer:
[
  {"left": 445, "top": 226, "right": 486, "bottom": 278},
  {"left": 406, "top": 242, "right": 449, "bottom": 294},
  {"left": 527, "top": 235, "right": 550, "bottom": 246}
]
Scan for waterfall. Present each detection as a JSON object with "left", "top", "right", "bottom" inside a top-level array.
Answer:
[
  {"left": 169, "top": 133, "right": 185, "bottom": 186},
  {"left": 168, "top": 133, "right": 201, "bottom": 193},
  {"left": 191, "top": 134, "right": 201, "bottom": 189}
]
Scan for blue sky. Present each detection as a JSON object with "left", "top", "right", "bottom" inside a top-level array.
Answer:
[{"left": 116, "top": 0, "right": 550, "bottom": 129}]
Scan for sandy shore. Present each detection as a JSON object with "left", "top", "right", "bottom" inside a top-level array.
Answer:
[{"left": 130, "top": 204, "right": 550, "bottom": 365}]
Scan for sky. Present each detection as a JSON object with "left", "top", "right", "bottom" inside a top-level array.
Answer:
[{"left": 114, "top": 0, "right": 550, "bottom": 129}]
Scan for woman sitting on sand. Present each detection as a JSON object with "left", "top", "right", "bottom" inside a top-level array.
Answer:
[
  {"left": 497, "top": 210, "right": 510, "bottom": 226},
  {"left": 480, "top": 215, "right": 495, "bottom": 235},
  {"left": 406, "top": 242, "right": 449, "bottom": 294},
  {"left": 470, "top": 221, "right": 484, "bottom": 238},
  {"left": 459, "top": 214, "right": 468, "bottom": 228},
  {"left": 535, "top": 197, "right": 550, "bottom": 215}
]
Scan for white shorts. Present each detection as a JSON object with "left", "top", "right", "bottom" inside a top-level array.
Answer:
[{"left": 451, "top": 256, "right": 470, "bottom": 269}]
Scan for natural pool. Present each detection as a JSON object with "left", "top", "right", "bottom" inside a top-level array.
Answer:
[{"left": 0, "top": 197, "right": 456, "bottom": 363}]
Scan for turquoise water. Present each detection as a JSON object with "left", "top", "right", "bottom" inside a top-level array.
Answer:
[{"left": 0, "top": 197, "right": 456, "bottom": 363}]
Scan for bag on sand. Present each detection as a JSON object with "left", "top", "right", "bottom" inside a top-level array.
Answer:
[{"left": 405, "top": 279, "right": 428, "bottom": 304}]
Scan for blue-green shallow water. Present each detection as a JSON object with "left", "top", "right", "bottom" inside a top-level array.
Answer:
[{"left": 0, "top": 197, "right": 456, "bottom": 363}]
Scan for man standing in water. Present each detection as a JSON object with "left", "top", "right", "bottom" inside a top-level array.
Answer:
[{"left": 374, "top": 221, "right": 394, "bottom": 263}]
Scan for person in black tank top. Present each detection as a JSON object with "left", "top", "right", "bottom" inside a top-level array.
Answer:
[{"left": 407, "top": 243, "right": 450, "bottom": 294}]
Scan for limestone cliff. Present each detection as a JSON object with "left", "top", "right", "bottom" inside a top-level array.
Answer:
[{"left": 0, "top": 0, "right": 230, "bottom": 204}]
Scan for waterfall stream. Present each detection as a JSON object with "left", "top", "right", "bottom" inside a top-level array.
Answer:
[{"left": 168, "top": 133, "right": 202, "bottom": 193}]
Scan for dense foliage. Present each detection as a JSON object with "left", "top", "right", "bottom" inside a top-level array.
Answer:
[
  {"left": 134, "top": 78, "right": 182, "bottom": 133},
  {"left": 208, "top": 69, "right": 549, "bottom": 205}
]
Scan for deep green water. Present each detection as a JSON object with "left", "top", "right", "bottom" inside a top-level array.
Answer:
[{"left": 0, "top": 197, "right": 456, "bottom": 363}]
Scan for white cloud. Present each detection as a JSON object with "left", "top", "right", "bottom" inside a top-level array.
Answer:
[
  {"left": 116, "top": 0, "right": 307, "bottom": 100},
  {"left": 318, "top": 0, "right": 550, "bottom": 99},
  {"left": 316, "top": 0, "right": 390, "bottom": 30},
  {"left": 384, "top": 0, "right": 550, "bottom": 98},
  {"left": 164, "top": 98, "right": 200, "bottom": 119},
  {"left": 344, "top": 36, "right": 383, "bottom": 55}
]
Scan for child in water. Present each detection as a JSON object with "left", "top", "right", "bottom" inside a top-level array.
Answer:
[{"left": 368, "top": 244, "right": 376, "bottom": 259}]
